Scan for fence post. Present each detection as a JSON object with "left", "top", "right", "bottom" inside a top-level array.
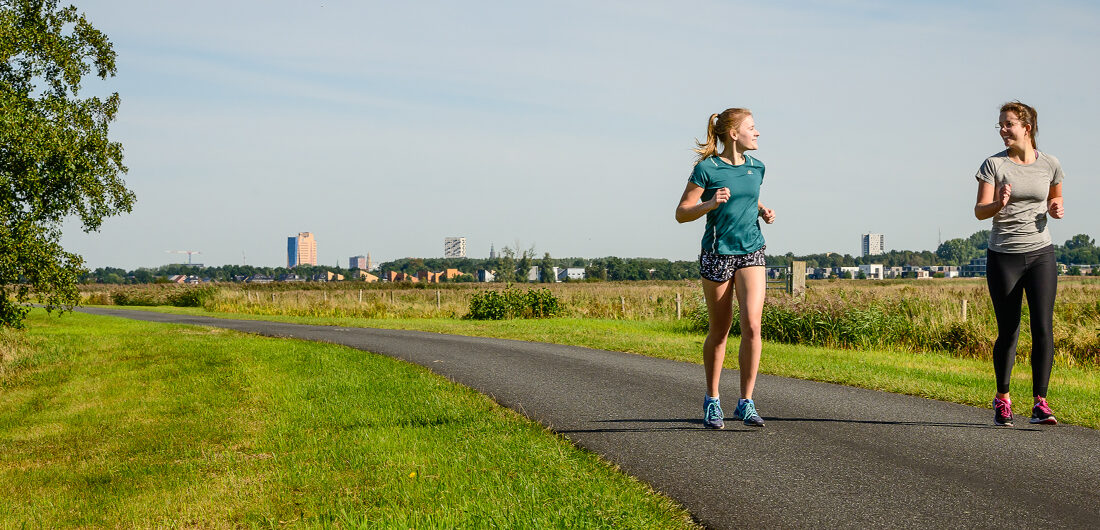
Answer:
[
  {"left": 620, "top": 295, "right": 625, "bottom": 316},
  {"left": 437, "top": 290, "right": 441, "bottom": 309},
  {"left": 359, "top": 289, "right": 363, "bottom": 303},
  {"left": 676, "top": 293, "right": 682, "bottom": 320},
  {"left": 789, "top": 261, "right": 807, "bottom": 296},
  {"left": 961, "top": 299, "right": 968, "bottom": 321},
  {"left": 271, "top": 292, "right": 275, "bottom": 303},
  {"left": 323, "top": 290, "right": 327, "bottom": 302}
]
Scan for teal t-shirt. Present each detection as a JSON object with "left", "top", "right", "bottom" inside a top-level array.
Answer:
[{"left": 688, "top": 155, "right": 766, "bottom": 255}]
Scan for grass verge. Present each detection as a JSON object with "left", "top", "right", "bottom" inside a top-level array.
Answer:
[
  {"left": 0, "top": 310, "right": 696, "bottom": 528},
  {"left": 95, "top": 305, "right": 1100, "bottom": 430}
]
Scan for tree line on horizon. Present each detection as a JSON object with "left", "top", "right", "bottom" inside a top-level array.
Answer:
[{"left": 80, "top": 231, "right": 1100, "bottom": 284}]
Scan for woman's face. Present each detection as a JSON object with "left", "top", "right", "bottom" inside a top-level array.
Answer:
[
  {"left": 730, "top": 115, "right": 759, "bottom": 151},
  {"left": 998, "top": 111, "right": 1030, "bottom": 150}
]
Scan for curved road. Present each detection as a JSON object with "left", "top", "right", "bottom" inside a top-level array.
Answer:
[{"left": 77, "top": 307, "right": 1100, "bottom": 528}]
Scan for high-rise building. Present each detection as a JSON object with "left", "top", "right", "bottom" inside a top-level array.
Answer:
[
  {"left": 288, "top": 232, "right": 317, "bottom": 267},
  {"left": 862, "top": 233, "right": 885, "bottom": 257},
  {"left": 444, "top": 237, "right": 466, "bottom": 258},
  {"left": 349, "top": 255, "right": 367, "bottom": 270}
]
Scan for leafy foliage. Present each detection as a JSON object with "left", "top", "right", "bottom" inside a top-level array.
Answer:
[
  {"left": 1, "top": 0, "right": 133, "bottom": 327},
  {"left": 466, "top": 287, "right": 562, "bottom": 320}
]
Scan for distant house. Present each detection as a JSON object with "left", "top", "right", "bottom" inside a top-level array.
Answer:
[
  {"left": 962, "top": 257, "right": 987, "bottom": 277},
  {"left": 246, "top": 275, "right": 273, "bottom": 284},
  {"left": 386, "top": 271, "right": 419, "bottom": 283},
  {"left": 858, "top": 264, "right": 884, "bottom": 280},
  {"left": 527, "top": 266, "right": 540, "bottom": 282},
  {"left": 279, "top": 273, "right": 305, "bottom": 282},
  {"left": 926, "top": 265, "right": 960, "bottom": 278},
  {"left": 477, "top": 269, "right": 495, "bottom": 282},
  {"left": 354, "top": 270, "right": 379, "bottom": 282},
  {"left": 834, "top": 266, "right": 860, "bottom": 279},
  {"left": 558, "top": 267, "right": 585, "bottom": 281}
]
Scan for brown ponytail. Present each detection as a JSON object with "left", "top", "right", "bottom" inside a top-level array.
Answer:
[{"left": 693, "top": 108, "right": 752, "bottom": 163}]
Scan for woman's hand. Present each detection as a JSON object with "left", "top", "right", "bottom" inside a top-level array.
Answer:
[
  {"left": 759, "top": 206, "right": 776, "bottom": 224},
  {"left": 709, "top": 187, "right": 730, "bottom": 208},
  {"left": 1049, "top": 197, "right": 1065, "bottom": 219},
  {"left": 996, "top": 183, "right": 1012, "bottom": 209}
]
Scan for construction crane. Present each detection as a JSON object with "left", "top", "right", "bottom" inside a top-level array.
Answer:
[{"left": 166, "top": 250, "right": 202, "bottom": 265}]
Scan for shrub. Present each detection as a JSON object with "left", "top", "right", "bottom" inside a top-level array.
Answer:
[
  {"left": 466, "top": 287, "right": 562, "bottom": 320},
  {"left": 111, "top": 290, "right": 158, "bottom": 306},
  {"left": 166, "top": 286, "right": 217, "bottom": 307}
]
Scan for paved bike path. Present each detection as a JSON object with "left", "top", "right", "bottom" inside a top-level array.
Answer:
[{"left": 76, "top": 307, "right": 1100, "bottom": 528}]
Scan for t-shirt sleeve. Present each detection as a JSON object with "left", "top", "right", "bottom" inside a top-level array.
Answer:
[
  {"left": 975, "top": 158, "right": 996, "bottom": 185},
  {"left": 1048, "top": 155, "right": 1064, "bottom": 186},
  {"left": 688, "top": 163, "right": 708, "bottom": 188}
]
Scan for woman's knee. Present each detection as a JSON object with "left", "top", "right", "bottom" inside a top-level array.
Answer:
[{"left": 740, "top": 320, "right": 762, "bottom": 340}]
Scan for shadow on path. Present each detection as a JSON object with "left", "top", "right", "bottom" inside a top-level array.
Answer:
[{"left": 560, "top": 417, "right": 1040, "bottom": 433}]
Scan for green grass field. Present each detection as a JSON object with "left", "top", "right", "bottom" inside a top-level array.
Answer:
[
  {"left": 0, "top": 310, "right": 696, "bottom": 528},
  {"left": 96, "top": 305, "right": 1100, "bottom": 430}
]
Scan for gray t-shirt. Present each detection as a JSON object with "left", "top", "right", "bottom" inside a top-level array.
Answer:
[{"left": 975, "top": 150, "right": 1064, "bottom": 253}]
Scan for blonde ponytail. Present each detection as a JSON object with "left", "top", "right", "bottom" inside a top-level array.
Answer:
[{"left": 693, "top": 108, "right": 752, "bottom": 163}]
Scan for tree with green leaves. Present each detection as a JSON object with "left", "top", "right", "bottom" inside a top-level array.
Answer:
[
  {"left": 936, "top": 238, "right": 978, "bottom": 266},
  {"left": 1, "top": 0, "right": 133, "bottom": 327},
  {"left": 495, "top": 246, "right": 516, "bottom": 283},
  {"left": 538, "top": 252, "right": 555, "bottom": 283},
  {"left": 516, "top": 249, "right": 533, "bottom": 282}
]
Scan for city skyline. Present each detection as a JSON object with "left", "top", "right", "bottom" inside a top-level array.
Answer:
[{"left": 57, "top": 2, "right": 1100, "bottom": 269}]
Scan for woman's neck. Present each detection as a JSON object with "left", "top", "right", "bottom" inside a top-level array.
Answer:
[
  {"left": 1007, "top": 144, "right": 1037, "bottom": 164},
  {"left": 720, "top": 146, "right": 745, "bottom": 165}
]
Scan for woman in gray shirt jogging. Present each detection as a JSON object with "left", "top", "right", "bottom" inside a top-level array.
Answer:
[{"left": 973, "top": 101, "right": 1064, "bottom": 427}]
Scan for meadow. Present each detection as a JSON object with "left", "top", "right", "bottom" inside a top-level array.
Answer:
[
  {"left": 7, "top": 277, "right": 1098, "bottom": 526},
  {"left": 83, "top": 277, "right": 1100, "bottom": 367},
  {"left": 0, "top": 310, "right": 696, "bottom": 528}
]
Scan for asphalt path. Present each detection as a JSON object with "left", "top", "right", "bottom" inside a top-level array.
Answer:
[{"left": 76, "top": 307, "right": 1100, "bottom": 529}]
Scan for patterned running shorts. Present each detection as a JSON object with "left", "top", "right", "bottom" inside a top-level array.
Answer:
[{"left": 699, "top": 247, "right": 766, "bottom": 282}]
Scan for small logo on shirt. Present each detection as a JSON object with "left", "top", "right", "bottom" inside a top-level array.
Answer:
[{"left": 747, "top": 170, "right": 753, "bottom": 174}]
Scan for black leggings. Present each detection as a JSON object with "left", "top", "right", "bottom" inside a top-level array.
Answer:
[{"left": 986, "top": 245, "right": 1057, "bottom": 397}]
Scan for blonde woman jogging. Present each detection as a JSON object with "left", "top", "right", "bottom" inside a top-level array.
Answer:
[
  {"left": 974, "top": 101, "right": 1065, "bottom": 426},
  {"left": 676, "top": 108, "right": 776, "bottom": 428}
]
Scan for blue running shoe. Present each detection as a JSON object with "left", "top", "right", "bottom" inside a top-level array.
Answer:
[
  {"left": 734, "top": 398, "right": 765, "bottom": 427},
  {"left": 703, "top": 396, "right": 724, "bottom": 429}
]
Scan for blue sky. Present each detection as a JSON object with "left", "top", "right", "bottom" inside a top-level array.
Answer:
[{"left": 60, "top": 1, "right": 1100, "bottom": 269}]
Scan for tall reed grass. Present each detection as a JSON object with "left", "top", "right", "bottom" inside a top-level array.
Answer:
[{"left": 78, "top": 278, "right": 1100, "bottom": 366}]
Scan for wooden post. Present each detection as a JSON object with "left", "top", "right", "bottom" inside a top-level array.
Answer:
[
  {"left": 390, "top": 291, "right": 394, "bottom": 303},
  {"left": 323, "top": 290, "right": 327, "bottom": 302},
  {"left": 962, "top": 299, "right": 968, "bottom": 321},
  {"left": 789, "top": 261, "right": 807, "bottom": 296},
  {"left": 676, "top": 293, "right": 682, "bottom": 320},
  {"left": 437, "top": 290, "right": 441, "bottom": 309},
  {"left": 359, "top": 289, "right": 363, "bottom": 303},
  {"left": 271, "top": 292, "right": 275, "bottom": 303},
  {"left": 620, "top": 295, "right": 625, "bottom": 316}
]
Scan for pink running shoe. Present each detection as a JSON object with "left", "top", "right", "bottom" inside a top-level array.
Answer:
[
  {"left": 993, "top": 397, "right": 1014, "bottom": 426},
  {"left": 1030, "top": 396, "right": 1058, "bottom": 425}
]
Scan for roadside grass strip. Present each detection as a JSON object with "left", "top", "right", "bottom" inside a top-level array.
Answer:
[
  {"left": 95, "top": 306, "right": 1100, "bottom": 430},
  {"left": 0, "top": 310, "right": 696, "bottom": 528}
]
